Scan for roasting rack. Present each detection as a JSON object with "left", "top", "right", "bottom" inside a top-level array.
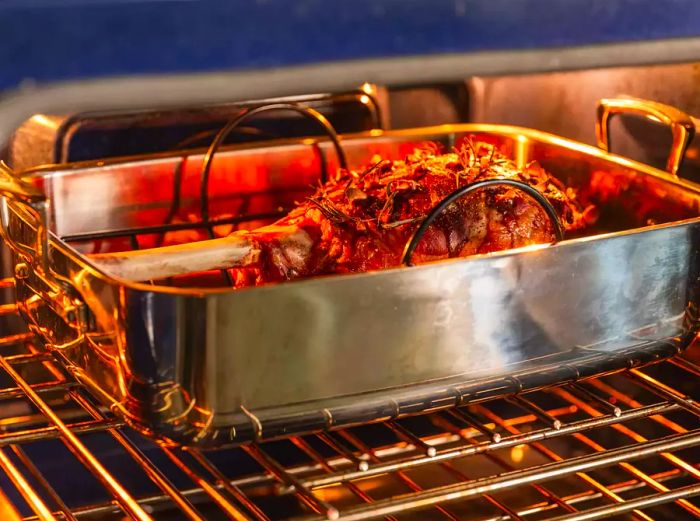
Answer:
[
  {"left": 57, "top": 102, "right": 356, "bottom": 286},
  {"left": 0, "top": 276, "right": 698, "bottom": 520},
  {"left": 58, "top": 101, "right": 564, "bottom": 287},
  {"left": 402, "top": 178, "right": 564, "bottom": 265},
  {"left": 9, "top": 86, "right": 386, "bottom": 171}
]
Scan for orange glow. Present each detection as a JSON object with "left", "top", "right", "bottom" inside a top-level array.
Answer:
[
  {"left": 510, "top": 444, "right": 526, "bottom": 463},
  {"left": 0, "top": 356, "right": 153, "bottom": 521},
  {"left": 314, "top": 485, "right": 355, "bottom": 503},
  {"left": 0, "top": 303, "right": 17, "bottom": 316},
  {"left": 30, "top": 114, "right": 60, "bottom": 131},
  {"left": 555, "top": 386, "right": 700, "bottom": 518},
  {"left": 514, "top": 134, "right": 528, "bottom": 169},
  {"left": 0, "top": 448, "right": 55, "bottom": 520}
]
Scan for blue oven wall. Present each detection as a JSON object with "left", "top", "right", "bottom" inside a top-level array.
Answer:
[{"left": 1, "top": 0, "right": 700, "bottom": 89}]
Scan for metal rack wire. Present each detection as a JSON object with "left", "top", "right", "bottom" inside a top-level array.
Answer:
[
  {"left": 58, "top": 102, "right": 352, "bottom": 287},
  {"left": 0, "top": 278, "right": 698, "bottom": 520},
  {"left": 58, "top": 94, "right": 380, "bottom": 288}
]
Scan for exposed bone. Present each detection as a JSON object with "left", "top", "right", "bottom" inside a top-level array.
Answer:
[{"left": 89, "top": 226, "right": 312, "bottom": 282}]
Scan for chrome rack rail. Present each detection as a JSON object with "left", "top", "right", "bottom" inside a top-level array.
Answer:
[{"left": 0, "top": 277, "right": 699, "bottom": 520}]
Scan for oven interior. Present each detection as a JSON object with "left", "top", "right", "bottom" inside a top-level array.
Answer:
[{"left": 0, "top": 61, "right": 699, "bottom": 519}]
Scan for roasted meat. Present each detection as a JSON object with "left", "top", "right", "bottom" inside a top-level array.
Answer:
[
  {"left": 228, "top": 142, "right": 593, "bottom": 287},
  {"left": 91, "top": 141, "right": 594, "bottom": 284}
]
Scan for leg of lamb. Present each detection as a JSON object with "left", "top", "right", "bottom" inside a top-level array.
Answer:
[{"left": 90, "top": 141, "right": 594, "bottom": 285}]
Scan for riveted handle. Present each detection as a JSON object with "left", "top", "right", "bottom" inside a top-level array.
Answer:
[
  {"left": 596, "top": 97, "right": 696, "bottom": 177},
  {"left": 0, "top": 162, "right": 50, "bottom": 272},
  {"left": 0, "top": 163, "right": 89, "bottom": 334}
]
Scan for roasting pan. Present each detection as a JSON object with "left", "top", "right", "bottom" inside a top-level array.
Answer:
[{"left": 1, "top": 97, "right": 700, "bottom": 447}]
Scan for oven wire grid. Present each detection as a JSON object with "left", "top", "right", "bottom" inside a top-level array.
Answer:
[{"left": 0, "top": 277, "right": 699, "bottom": 521}]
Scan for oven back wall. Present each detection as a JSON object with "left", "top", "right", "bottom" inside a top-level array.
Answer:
[{"left": 468, "top": 62, "right": 700, "bottom": 180}]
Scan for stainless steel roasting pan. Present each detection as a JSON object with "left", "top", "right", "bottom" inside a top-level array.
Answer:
[{"left": 1, "top": 97, "right": 700, "bottom": 447}]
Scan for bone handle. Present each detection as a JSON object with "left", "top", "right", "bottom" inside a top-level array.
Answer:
[
  {"left": 89, "top": 233, "right": 260, "bottom": 282},
  {"left": 87, "top": 225, "right": 314, "bottom": 282}
]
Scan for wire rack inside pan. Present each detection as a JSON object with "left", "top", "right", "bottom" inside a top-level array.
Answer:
[
  {"left": 58, "top": 100, "right": 375, "bottom": 288},
  {"left": 0, "top": 277, "right": 699, "bottom": 520},
  {"left": 56, "top": 100, "right": 566, "bottom": 288}
]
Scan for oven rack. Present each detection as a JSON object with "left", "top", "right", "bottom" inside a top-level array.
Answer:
[{"left": 0, "top": 277, "right": 699, "bottom": 520}]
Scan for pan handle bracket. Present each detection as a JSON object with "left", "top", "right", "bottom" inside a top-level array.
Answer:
[
  {"left": 0, "top": 161, "right": 49, "bottom": 271},
  {"left": 0, "top": 162, "right": 89, "bottom": 334}
]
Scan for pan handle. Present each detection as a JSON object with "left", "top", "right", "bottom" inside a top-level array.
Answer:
[
  {"left": 0, "top": 163, "right": 89, "bottom": 332},
  {"left": 596, "top": 97, "right": 696, "bottom": 177},
  {"left": 0, "top": 161, "right": 50, "bottom": 272}
]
